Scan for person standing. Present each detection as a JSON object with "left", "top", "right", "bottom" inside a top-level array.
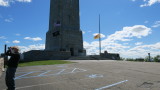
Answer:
[{"left": 5, "top": 46, "right": 20, "bottom": 90}]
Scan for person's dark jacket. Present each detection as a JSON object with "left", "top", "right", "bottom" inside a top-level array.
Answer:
[{"left": 6, "top": 50, "right": 20, "bottom": 68}]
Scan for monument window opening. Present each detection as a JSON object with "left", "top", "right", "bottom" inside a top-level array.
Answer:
[
  {"left": 78, "top": 49, "right": 83, "bottom": 53},
  {"left": 70, "top": 48, "right": 74, "bottom": 56},
  {"left": 56, "top": 21, "right": 61, "bottom": 24},
  {"left": 68, "top": 15, "right": 71, "bottom": 24},
  {"left": 57, "top": 21, "right": 61, "bottom": 26},
  {"left": 54, "top": 21, "right": 61, "bottom": 27}
]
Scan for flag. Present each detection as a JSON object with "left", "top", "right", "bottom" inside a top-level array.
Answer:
[
  {"left": 54, "top": 23, "right": 61, "bottom": 27},
  {"left": 53, "top": 31, "right": 60, "bottom": 37},
  {"left": 54, "top": 21, "right": 61, "bottom": 27},
  {"left": 94, "top": 34, "right": 100, "bottom": 39}
]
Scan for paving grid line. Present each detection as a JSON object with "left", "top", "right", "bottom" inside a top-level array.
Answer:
[
  {"left": 14, "top": 76, "right": 103, "bottom": 90},
  {"left": 14, "top": 78, "right": 128, "bottom": 90},
  {"left": 15, "top": 68, "right": 87, "bottom": 80},
  {"left": 16, "top": 68, "right": 79, "bottom": 74},
  {"left": 16, "top": 65, "right": 68, "bottom": 72},
  {"left": 95, "top": 80, "right": 128, "bottom": 90},
  {"left": 15, "top": 82, "right": 57, "bottom": 90}
]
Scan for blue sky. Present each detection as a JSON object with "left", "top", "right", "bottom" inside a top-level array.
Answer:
[{"left": 0, "top": 0, "right": 160, "bottom": 58}]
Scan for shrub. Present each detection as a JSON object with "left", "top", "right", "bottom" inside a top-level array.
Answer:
[
  {"left": 135, "top": 58, "right": 144, "bottom": 62},
  {"left": 125, "top": 58, "right": 135, "bottom": 61},
  {"left": 144, "top": 56, "right": 153, "bottom": 62},
  {"left": 154, "top": 55, "right": 160, "bottom": 62}
]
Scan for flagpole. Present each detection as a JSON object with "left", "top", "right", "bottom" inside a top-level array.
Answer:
[{"left": 99, "top": 14, "right": 101, "bottom": 55}]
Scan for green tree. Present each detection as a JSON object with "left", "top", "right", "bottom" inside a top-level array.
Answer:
[
  {"left": 154, "top": 55, "right": 160, "bottom": 62},
  {"left": 135, "top": 58, "right": 144, "bottom": 62},
  {"left": 125, "top": 58, "right": 134, "bottom": 61},
  {"left": 144, "top": 56, "right": 153, "bottom": 62}
]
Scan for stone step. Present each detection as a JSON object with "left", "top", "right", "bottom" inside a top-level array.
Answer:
[{"left": 68, "top": 56, "right": 111, "bottom": 60}]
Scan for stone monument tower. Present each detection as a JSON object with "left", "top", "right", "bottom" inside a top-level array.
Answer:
[
  {"left": 23, "top": 0, "right": 86, "bottom": 61},
  {"left": 45, "top": 0, "right": 86, "bottom": 56}
]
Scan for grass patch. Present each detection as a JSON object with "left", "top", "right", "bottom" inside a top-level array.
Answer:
[{"left": 18, "top": 60, "right": 74, "bottom": 67}]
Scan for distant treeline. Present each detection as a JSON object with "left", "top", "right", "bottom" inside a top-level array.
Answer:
[{"left": 120, "top": 55, "right": 160, "bottom": 62}]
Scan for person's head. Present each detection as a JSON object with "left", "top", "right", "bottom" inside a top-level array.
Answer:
[{"left": 11, "top": 46, "right": 19, "bottom": 53}]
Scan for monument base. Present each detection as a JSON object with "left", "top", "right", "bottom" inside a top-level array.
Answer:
[{"left": 23, "top": 50, "right": 71, "bottom": 61}]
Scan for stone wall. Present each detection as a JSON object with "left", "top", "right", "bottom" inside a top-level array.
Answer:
[
  {"left": 100, "top": 51, "right": 120, "bottom": 60},
  {"left": 23, "top": 50, "right": 71, "bottom": 61},
  {"left": 61, "top": 30, "right": 85, "bottom": 56}
]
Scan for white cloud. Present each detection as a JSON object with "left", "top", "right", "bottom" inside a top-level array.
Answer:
[
  {"left": 93, "top": 33, "right": 106, "bottom": 38},
  {"left": 5, "top": 41, "right": 10, "bottom": 43},
  {"left": 0, "top": 36, "right": 6, "bottom": 39},
  {"left": 135, "top": 42, "right": 143, "bottom": 45},
  {"left": 152, "top": 21, "right": 160, "bottom": 28},
  {"left": 0, "top": 0, "right": 9, "bottom": 7},
  {"left": 107, "top": 25, "right": 151, "bottom": 42},
  {"left": 131, "top": 0, "right": 136, "bottom": 2},
  {"left": 19, "top": 44, "right": 45, "bottom": 53},
  {"left": 24, "top": 37, "right": 42, "bottom": 41},
  {"left": 84, "top": 40, "right": 130, "bottom": 56},
  {"left": 5, "top": 18, "right": 14, "bottom": 22},
  {"left": 82, "top": 31, "right": 85, "bottom": 34},
  {"left": 15, "top": 33, "right": 21, "bottom": 36},
  {"left": 125, "top": 42, "right": 160, "bottom": 58},
  {"left": 123, "top": 43, "right": 129, "bottom": 45},
  {"left": 0, "top": 14, "right": 3, "bottom": 18},
  {"left": 0, "top": 0, "right": 32, "bottom": 7},
  {"left": 83, "top": 25, "right": 158, "bottom": 58},
  {"left": 16, "top": 0, "right": 32, "bottom": 3},
  {"left": 13, "top": 40, "right": 20, "bottom": 43},
  {"left": 88, "top": 31, "right": 92, "bottom": 33},
  {"left": 140, "top": 0, "right": 160, "bottom": 7},
  {"left": 144, "top": 21, "right": 149, "bottom": 23},
  {"left": 84, "top": 40, "right": 160, "bottom": 58}
]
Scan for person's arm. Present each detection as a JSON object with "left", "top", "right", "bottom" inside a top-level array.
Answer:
[{"left": 5, "top": 49, "right": 12, "bottom": 56}]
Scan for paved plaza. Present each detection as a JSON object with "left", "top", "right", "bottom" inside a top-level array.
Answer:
[{"left": 0, "top": 60, "right": 160, "bottom": 90}]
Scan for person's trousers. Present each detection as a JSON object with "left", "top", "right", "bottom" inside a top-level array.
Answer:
[{"left": 5, "top": 67, "right": 17, "bottom": 90}]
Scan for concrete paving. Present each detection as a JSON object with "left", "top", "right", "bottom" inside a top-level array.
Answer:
[
  {"left": 0, "top": 60, "right": 160, "bottom": 90},
  {"left": 0, "top": 58, "right": 4, "bottom": 78}
]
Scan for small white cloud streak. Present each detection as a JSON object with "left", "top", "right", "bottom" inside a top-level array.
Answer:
[
  {"left": 135, "top": 42, "right": 143, "bottom": 45},
  {"left": 0, "top": 0, "right": 32, "bottom": 7},
  {"left": 0, "top": 0, "right": 9, "bottom": 7},
  {"left": 5, "top": 41, "right": 10, "bottom": 43},
  {"left": 152, "top": 21, "right": 160, "bottom": 28},
  {"left": 0, "top": 14, "right": 3, "bottom": 18},
  {"left": 5, "top": 18, "right": 14, "bottom": 22},
  {"left": 13, "top": 40, "right": 20, "bottom": 43},
  {"left": 131, "top": 0, "right": 136, "bottom": 2},
  {"left": 144, "top": 21, "right": 149, "bottom": 23},
  {"left": 16, "top": 0, "right": 32, "bottom": 3},
  {"left": 82, "top": 31, "right": 85, "bottom": 34},
  {"left": 24, "top": 37, "right": 42, "bottom": 41},
  {"left": 140, "top": 0, "right": 160, "bottom": 7},
  {"left": 15, "top": 33, "right": 21, "bottom": 36},
  {"left": 0, "top": 36, "right": 6, "bottom": 39},
  {"left": 88, "top": 31, "right": 92, "bottom": 33},
  {"left": 19, "top": 44, "right": 45, "bottom": 53}
]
